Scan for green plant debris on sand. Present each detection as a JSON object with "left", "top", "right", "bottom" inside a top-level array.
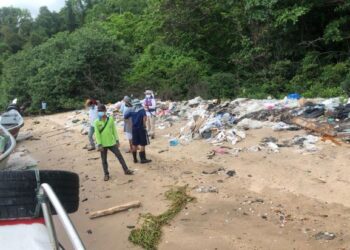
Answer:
[{"left": 129, "top": 186, "right": 195, "bottom": 250}]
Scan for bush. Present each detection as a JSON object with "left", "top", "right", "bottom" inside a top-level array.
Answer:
[
  {"left": 206, "top": 72, "right": 239, "bottom": 99},
  {"left": 127, "top": 42, "right": 208, "bottom": 100},
  {"left": 341, "top": 74, "right": 350, "bottom": 97},
  {"left": 1, "top": 25, "right": 130, "bottom": 112}
]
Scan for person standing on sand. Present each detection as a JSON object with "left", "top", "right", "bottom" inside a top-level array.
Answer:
[
  {"left": 125, "top": 99, "right": 152, "bottom": 164},
  {"left": 94, "top": 104, "right": 133, "bottom": 181},
  {"left": 143, "top": 90, "right": 156, "bottom": 139},
  {"left": 85, "top": 98, "right": 98, "bottom": 151},
  {"left": 119, "top": 96, "right": 133, "bottom": 153}
]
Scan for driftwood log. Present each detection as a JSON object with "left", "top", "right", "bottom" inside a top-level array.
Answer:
[
  {"left": 89, "top": 201, "right": 141, "bottom": 219},
  {"left": 291, "top": 117, "right": 336, "bottom": 136}
]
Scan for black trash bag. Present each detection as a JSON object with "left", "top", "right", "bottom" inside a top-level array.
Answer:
[
  {"left": 303, "top": 104, "right": 325, "bottom": 118},
  {"left": 335, "top": 103, "right": 350, "bottom": 120}
]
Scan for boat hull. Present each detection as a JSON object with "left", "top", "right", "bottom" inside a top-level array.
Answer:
[
  {"left": 0, "top": 125, "right": 16, "bottom": 170},
  {"left": 0, "top": 110, "right": 24, "bottom": 140},
  {"left": 8, "top": 125, "right": 22, "bottom": 139}
]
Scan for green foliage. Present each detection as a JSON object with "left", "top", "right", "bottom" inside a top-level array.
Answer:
[
  {"left": 323, "top": 17, "right": 349, "bottom": 44},
  {"left": 127, "top": 42, "right": 208, "bottom": 99},
  {"left": 85, "top": 0, "right": 148, "bottom": 22},
  {"left": 1, "top": 0, "right": 350, "bottom": 112},
  {"left": 1, "top": 25, "right": 130, "bottom": 111},
  {"left": 275, "top": 5, "right": 310, "bottom": 27},
  {"left": 341, "top": 74, "right": 350, "bottom": 97},
  {"left": 206, "top": 73, "right": 240, "bottom": 99},
  {"left": 291, "top": 59, "right": 349, "bottom": 98}
]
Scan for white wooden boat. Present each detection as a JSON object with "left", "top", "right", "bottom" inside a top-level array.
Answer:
[
  {"left": 0, "top": 108, "right": 24, "bottom": 139},
  {"left": 0, "top": 124, "right": 16, "bottom": 170}
]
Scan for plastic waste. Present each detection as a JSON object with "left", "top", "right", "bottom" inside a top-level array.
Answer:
[
  {"left": 287, "top": 93, "right": 301, "bottom": 100},
  {"left": 169, "top": 138, "right": 179, "bottom": 146},
  {"left": 272, "top": 122, "right": 299, "bottom": 131},
  {"left": 322, "top": 98, "right": 340, "bottom": 112},
  {"left": 188, "top": 96, "right": 203, "bottom": 107},
  {"left": 196, "top": 186, "right": 218, "bottom": 193},
  {"left": 266, "top": 142, "right": 279, "bottom": 153},
  {"left": 237, "top": 118, "right": 264, "bottom": 129}
]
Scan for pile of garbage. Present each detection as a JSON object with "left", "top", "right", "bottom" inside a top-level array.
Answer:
[
  {"left": 155, "top": 96, "right": 350, "bottom": 146},
  {"left": 73, "top": 95, "right": 350, "bottom": 149}
]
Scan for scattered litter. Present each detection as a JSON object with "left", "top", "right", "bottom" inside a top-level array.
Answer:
[
  {"left": 169, "top": 138, "right": 179, "bottom": 146},
  {"left": 272, "top": 122, "right": 299, "bottom": 131},
  {"left": 196, "top": 186, "right": 218, "bottom": 193},
  {"left": 314, "top": 232, "right": 336, "bottom": 240},
  {"left": 182, "top": 171, "right": 193, "bottom": 175},
  {"left": 292, "top": 135, "right": 319, "bottom": 152},
  {"left": 207, "top": 151, "right": 216, "bottom": 159},
  {"left": 72, "top": 119, "right": 80, "bottom": 123},
  {"left": 261, "top": 137, "right": 278, "bottom": 143},
  {"left": 213, "top": 148, "right": 229, "bottom": 154},
  {"left": 202, "top": 167, "right": 225, "bottom": 175},
  {"left": 265, "top": 142, "right": 279, "bottom": 153},
  {"left": 158, "top": 149, "right": 169, "bottom": 153},
  {"left": 226, "top": 170, "right": 236, "bottom": 177},
  {"left": 88, "top": 157, "right": 99, "bottom": 161},
  {"left": 237, "top": 119, "right": 264, "bottom": 130},
  {"left": 251, "top": 198, "right": 264, "bottom": 203}
]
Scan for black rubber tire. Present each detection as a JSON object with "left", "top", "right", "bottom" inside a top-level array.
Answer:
[{"left": 0, "top": 170, "right": 79, "bottom": 219}]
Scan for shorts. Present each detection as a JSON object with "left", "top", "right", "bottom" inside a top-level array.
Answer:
[
  {"left": 125, "top": 132, "right": 132, "bottom": 140},
  {"left": 132, "top": 128, "right": 149, "bottom": 146}
]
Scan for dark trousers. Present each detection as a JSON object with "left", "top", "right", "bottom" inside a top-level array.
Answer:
[{"left": 100, "top": 145, "right": 129, "bottom": 175}]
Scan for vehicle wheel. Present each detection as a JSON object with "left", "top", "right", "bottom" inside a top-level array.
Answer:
[{"left": 0, "top": 170, "right": 79, "bottom": 219}]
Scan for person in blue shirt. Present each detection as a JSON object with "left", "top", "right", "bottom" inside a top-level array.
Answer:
[{"left": 124, "top": 99, "right": 152, "bottom": 164}]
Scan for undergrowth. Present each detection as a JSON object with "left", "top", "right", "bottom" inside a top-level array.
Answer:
[{"left": 129, "top": 186, "right": 195, "bottom": 250}]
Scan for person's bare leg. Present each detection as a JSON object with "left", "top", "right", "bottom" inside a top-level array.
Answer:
[{"left": 129, "top": 140, "right": 133, "bottom": 152}]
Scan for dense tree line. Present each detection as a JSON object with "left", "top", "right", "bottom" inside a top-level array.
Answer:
[{"left": 1, "top": 0, "right": 350, "bottom": 112}]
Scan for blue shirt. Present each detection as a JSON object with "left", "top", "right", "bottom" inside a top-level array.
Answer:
[{"left": 124, "top": 108, "right": 146, "bottom": 129}]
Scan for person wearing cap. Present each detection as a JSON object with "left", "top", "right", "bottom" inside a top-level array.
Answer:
[
  {"left": 143, "top": 90, "right": 156, "bottom": 139},
  {"left": 85, "top": 98, "right": 98, "bottom": 151},
  {"left": 119, "top": 96, "right": 133, "bottom": 153},
  {"left": 94, "top": 104, "right": 133, "bottom": 181},
  {"left": 125, "top": 99, "right": 152, "bottom": 164}
]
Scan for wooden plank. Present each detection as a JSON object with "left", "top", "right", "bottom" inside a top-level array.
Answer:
[
  {"left": 291, "top": 117, "right": 336, "bottom": 136},
  {"left": 89, "top": 201, "right": 141, "bottom": 219}
]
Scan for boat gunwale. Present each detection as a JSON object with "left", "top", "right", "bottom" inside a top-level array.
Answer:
[{"left": 0, "top": 124, "right": 16, "bottom": 163}]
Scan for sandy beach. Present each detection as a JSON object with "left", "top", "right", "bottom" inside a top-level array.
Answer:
[{"left": 9, "top": 111, "right": 350, "bottom": 250}]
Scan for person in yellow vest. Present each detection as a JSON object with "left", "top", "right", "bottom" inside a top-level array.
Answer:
[{"left": 94, "top": 104, "right": 133, "bottom": 181}]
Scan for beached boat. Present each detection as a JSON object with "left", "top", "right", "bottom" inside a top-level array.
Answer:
[
  {"left": 0, "top": 124, "right": 16, "bottom": 170},
  {"left": 0, "top": 107, "right": 24, "bottom": 139}
]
